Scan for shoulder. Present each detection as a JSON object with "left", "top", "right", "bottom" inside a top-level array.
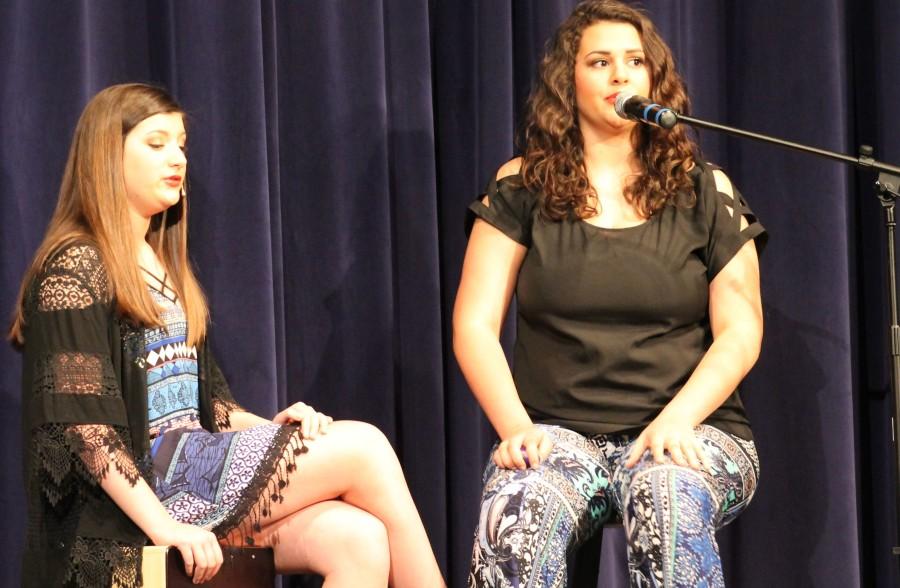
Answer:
[
  {"left": 696, "top": 164, "right": 750, "bottom": 230},
  {"left": 467, "top": 157, "right": 539, "bottom": 244},
  {"left": 481, "top": 157, "right": 531, "bottom": 208},
  {"left": 37, "top": 240, "right": 111, "bottom": 310},
  {"left": 46, "top": 241, "right": 104, "bottom": 270},
  {"left": 45, "top": 241, "right": 108, "bottom": 285},
  {"left": 495, "top": 157, "right": 523, "bottom": 181},
  {"left": 710, "top": 168, "right": 735, "bottom": 199},
  {"left": 689, "top": 159, "right": 733, "bottom": 197}
]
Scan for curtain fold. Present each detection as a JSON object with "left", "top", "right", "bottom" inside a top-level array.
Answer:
[{"left": 1, "top": 1, "right": 898, "bottom": 586}]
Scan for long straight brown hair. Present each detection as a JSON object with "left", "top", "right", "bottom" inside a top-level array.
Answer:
[{"left": 8, "top": 83, "right": 208, "bottom": 346}]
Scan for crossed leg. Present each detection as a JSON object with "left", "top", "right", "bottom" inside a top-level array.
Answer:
[
  {"left": 223, "top": 420, "right": 445, "bottom": 588},
  {"left": 251, "top": 500, "right": 390, "bottom": 587}
]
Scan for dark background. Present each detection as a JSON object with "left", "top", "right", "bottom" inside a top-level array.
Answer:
[{"left": 2, "top": 1, "right": 898, "bottom": 586}]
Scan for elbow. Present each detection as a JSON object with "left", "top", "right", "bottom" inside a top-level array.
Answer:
[
  {"left": 737, "top": 323, "right": 764, "bottom": 372},
  {"left": 451, "top": 304, "right": 474, "bottom": 360},
  {"left": 452, "top": 315, "right": 496, "bottom": 363},
  {"left": 748, "top": 313, "right": 764, "bottom": 366},
  {"left": 714, "top": 320, "right": 763, "bottom": 374},
  {"left": 712, "top": 302, "right": 763, "bottom": 371},
  {"left": 451, "top": 318, "right": 471, "bottom": 362},
  {"left": 746, "top": 335, "right": 762, "bottom": 370}
]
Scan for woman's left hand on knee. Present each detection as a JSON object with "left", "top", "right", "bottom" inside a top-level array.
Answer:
[
  {"left": 273, "top": 402, "right": 334, "bottom": 440},
  {"left": 625, "top": 420, "right": 711, "bottom": 471},
  {"left": 493, "top": 425, "right": 554, "bottom": 470}
]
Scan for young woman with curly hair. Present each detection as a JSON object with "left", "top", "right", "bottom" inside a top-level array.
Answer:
[{"left": 454, "top": 1, "right": 766, "bottom": 586}]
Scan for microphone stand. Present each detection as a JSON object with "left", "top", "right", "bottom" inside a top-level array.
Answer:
[{"left": 672, "top": 111, "right": 900, "bottom": 562}]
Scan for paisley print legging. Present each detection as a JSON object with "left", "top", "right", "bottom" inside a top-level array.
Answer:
[{"left": 469, "top": 424, "right": 760, "bottom": 587}]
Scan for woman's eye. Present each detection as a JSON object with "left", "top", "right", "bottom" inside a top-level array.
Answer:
[
  {"left": 148, "top": 143, "right": 164, "bottom": 150},
  {"left": 592, "top": 59, "right": 608, "bottom": 67},
  {"left": 629, "top": 57, "right": 644, "bottom": 66}
]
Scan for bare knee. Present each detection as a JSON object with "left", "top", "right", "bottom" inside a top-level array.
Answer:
[
  {"left": 264, "top": 503, "right": 391, "bottom": 584},
  {"left": 333, "top": 420, "right": 401, "bottom": 473},
  {"left": 325, "top": 509, "right": 390, "bottom": 579},
  {"left": 342, "top": 420, "right": 393, "bottom": 450},
  {"left": 348, "top": 511, "right": 390, "bottom": 566}
]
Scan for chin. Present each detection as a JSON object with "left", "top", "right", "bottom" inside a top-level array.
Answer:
[
  {"left": 604, "top": 118, "right": 634, "bottom": 134},
  {"left": 144, "top": 198, "right": 178, "bottom": 217},
  {"left": 159, "top": 192, "right": 182, "bottom": 209}
]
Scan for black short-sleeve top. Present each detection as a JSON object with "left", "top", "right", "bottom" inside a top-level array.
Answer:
[{"left": 466, "top": 160, "right": 766, "bottom": 440}]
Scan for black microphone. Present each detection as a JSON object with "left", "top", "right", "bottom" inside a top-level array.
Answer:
[{"left": 614, "top": 93, "right": 678, "bottom": 129}]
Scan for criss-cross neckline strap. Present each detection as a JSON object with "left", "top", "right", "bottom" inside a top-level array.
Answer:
[{"left": 140, "top": 266, "right": 179, "bottom": 304}]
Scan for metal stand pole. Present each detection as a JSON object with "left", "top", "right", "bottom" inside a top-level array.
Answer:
[
  {"left": 876, "top": 172, "right": 900, "bottom": 558},
  {"left": 666, "top": 112, "right": 900, "bottom": 561}
]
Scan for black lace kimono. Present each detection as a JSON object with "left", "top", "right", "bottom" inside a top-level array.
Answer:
[{"left": 19, "top": 243, "right": 303, "bottom": 587}]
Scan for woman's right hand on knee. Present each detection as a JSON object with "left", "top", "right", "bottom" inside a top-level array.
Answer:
[
  {"left": 493, "top": 425, "right": 554, "bottom": 470},
  {"left": 150, "top": 520, "right": 224, "bottom": 584}
]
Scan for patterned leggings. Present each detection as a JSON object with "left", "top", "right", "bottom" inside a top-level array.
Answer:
[{"left": 468, "top": 424, "right": 760, "bottom": 587}]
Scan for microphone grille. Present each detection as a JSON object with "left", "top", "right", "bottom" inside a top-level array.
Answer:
[{"left": 614, "top": 92, "right": 635, "bottom": 118}]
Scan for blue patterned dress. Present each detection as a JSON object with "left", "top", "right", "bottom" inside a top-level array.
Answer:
[{"left": 145, "top": 286, "right": 301, "bottom": 538}]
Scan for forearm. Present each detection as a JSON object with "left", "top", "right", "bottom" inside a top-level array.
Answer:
[
  {"left": 99, "top": 464, "right": 176, "bottom": 544},
  {"left": 454, "top": 324, "right": 532, "bottom": 439},
  {"left": 658, "top": 326, "right": 761, "bottom": 427},
  {"left": 100, "top": 454, "right": 223, "bottom": 581}
]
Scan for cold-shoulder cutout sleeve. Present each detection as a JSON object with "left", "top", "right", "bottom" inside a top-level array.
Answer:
[
  {"left": 25, "top": 244, "right": 142, "bottom": 504},
  {"left": 701, "top": 165, "right": 768, "bottom": 280},
  {"left": 465, "top": 173, "right": 540, "bottom": 246}
]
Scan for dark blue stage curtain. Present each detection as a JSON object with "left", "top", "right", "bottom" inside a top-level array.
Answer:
[{"left": 2, "top": 1, "right": 898, "bottom": 586}]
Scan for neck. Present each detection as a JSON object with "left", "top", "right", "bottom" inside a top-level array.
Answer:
[
  {"left": 129, "top": 209, "right": 157, "bottom": 268},
  {"left": 581, "top": 126, "right": 639, "bottom": 172}
]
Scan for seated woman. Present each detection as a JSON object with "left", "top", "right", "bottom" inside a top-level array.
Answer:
[
  {"left": 453, "top": 1, "right": 765, "bottom": 586},
  {"left": 9, "top": 82, "right": 445, "bottom": 588}
]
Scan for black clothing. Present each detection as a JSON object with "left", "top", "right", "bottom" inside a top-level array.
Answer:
[
  {"left": 19, "top": 243, "right": 249, "bottom": 587},
  {"left": 467, "top": 161, "right": 766, "bottom": 439}
]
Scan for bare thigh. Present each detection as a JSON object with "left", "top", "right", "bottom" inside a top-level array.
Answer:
[
  {"left": 224, "top": 420, "right": 403, "bottom": 541},
  {"left": 221, "top": 420, "right": 444, "bottom": 587}
]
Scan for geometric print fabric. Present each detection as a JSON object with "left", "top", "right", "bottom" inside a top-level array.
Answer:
[{"left": 144, "top": 288, "right": 201, "bottom": 438}]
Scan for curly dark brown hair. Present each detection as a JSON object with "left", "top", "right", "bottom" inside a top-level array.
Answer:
[{"left": 518, "top": 0, "right": 698, "bottom": 220}]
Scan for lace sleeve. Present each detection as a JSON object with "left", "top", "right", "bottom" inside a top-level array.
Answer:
[
  {"left": 28, "top": 245, "right": 142, "bottom": 503},
  {"left": 35, "top": 243, "right": 111, "bottom": 311}
]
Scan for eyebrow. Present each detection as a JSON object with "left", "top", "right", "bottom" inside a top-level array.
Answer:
[
  {"left": 585, "top": 49, "right": 645, "bottom": 57},
  {"left": 144, "top": 129, "right": 187, "bottom": 139}
]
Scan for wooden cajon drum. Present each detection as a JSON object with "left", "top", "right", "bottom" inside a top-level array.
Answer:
[{"left": 141, "top": 545, "right": 275, "bottom": 588}]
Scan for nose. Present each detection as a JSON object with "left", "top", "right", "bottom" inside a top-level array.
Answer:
[
  {"left": 169, "top": 144, "right": 186, "bottom": 168},
  {"left": 610, "top": 59, "right": 629, "bottom": 85}
]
